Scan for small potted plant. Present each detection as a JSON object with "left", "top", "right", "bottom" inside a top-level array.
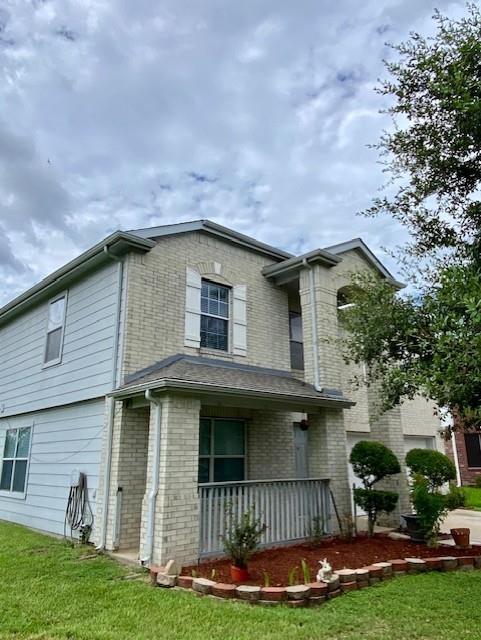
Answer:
[
  {"left": 222, "top": 504, "right": 266, "bottom": 582},
  {"left": 403, "top": 448, "right": 458, "bottom": 544}
]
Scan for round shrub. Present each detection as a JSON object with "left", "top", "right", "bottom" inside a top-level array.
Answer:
[
  {"left": 353, "top": 488, "right": 399, "bottom": 516},
  {"left": 350, "top": 440, "right": 401, "bottom": 484},
  {"left": 350, "top": 440, "right": 401, "bottom": 536},
  {"left": 405, "top": 448, "right": 456, "bottom": 489}
]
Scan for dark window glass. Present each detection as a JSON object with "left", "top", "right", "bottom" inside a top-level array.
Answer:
[
  {"left": 0, "top": 460, "right": 13, "bottom": 491},
  {"left": 199, "top": 419, "right": 211, "bottom": 455},
  {"left": 200, "top": 281, "right": 230, "bottom": 351},
  {"left": 198, "top": 458, "right": 210, "bottom": 484},
  {"left": 214, "top": 458, "right": 245, "bottom": 483},
  {"left": 289, "top": 311, "right": 304, "bottom": 370},
  {"left": 1, "top": 427, "right": 31, "bottom": 494},
  {"left": 200, "top": 315, "right": 228, "bottom": 351},
  {"left": 465, "top": 433, "right": 481, "bottom": 468},
  {"left": 198, "top": 419, "right": 245, "bottom": 483},
  {"left": 3, "top": 431, "right": 16, "bottom": 458},
  {"left": 214, "top": 420, "right": 245, "bottom": 455},
  {"left": 12, "top": 460, "right": 28, "bottom": 493}
]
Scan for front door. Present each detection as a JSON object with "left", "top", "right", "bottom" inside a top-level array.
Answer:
[{"left": 293, "top": 423, "right": 309, "bottom": 478}]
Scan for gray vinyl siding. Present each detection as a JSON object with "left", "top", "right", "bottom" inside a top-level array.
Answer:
[
  {"left": 0, "top": 400, "right": 104, "bottom": 537},
  {"left": 0, "top": 262, "right": 121, "bottom": 418}
]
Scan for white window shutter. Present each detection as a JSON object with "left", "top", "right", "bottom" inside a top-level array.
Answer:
[
  {"left": 185, "top": 268, "right": 201, "bottom": 348},
  {"left": 232, "top": 285, "right": 247, "bottom": 356}
]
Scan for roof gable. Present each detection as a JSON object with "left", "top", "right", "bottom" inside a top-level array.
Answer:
[
  {"left": 324, "top": 238, "right": 405, "bottom": 289},
  {"left": 128, "top": 219, "right": 292, "bottom": 261}
]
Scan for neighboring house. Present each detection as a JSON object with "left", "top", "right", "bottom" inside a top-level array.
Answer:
[
  {"left": 0, "top": 220, "right": 443, "bottom": 566},
  {"left": 445, "top": 430, "right": 481, "bottom": 486}
]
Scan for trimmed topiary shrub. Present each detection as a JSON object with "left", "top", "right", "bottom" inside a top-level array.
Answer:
[
  {"left": 405, "top": 448, "right": 456, "bottom": 490},
  {"left": 405, "top": 448, "right": 457, "bottom": 544},
  {"left": 350, "top": 441, "right": 401, "bottom": 536}
]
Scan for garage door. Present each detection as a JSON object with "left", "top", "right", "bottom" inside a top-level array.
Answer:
[{"left": 404, "top": 436, "right": 435, "bottom": 457}]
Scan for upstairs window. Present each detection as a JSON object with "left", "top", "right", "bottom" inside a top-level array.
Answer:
[
  {"left": 0, "top": 427, "right": 32, "bottom": 495},
  {"left": 44, "top": 294, "right": 67, "bottom": 366},
  {"left": 289, "top": 311, "right": 304, "bottom": 370},
  {"left": 200, "top": 280, "right": 229, "bottom": 351}
]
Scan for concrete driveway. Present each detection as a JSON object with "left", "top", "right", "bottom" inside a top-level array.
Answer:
[{"left": 441, "top": 509, "right": 481, "bottom": 544}]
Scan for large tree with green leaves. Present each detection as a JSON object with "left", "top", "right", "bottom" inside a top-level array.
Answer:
[
  {"left": 342, "top": 5, "right": 481, "bottom": 428},
  {"left": 367, "top": 3, "right": 481, "bottom": 261}
]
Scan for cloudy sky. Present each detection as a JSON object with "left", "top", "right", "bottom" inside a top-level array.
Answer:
[{"left": 0, "top": 0, "right": 468, "bottom": 305}]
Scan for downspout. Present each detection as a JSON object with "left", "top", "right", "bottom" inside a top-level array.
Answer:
[
  {"left": 302, "top": 258, "right": 322, "bottom": 392},
  {"left": 141, "top": 389, "right": 162, "bottom": 565},
  {"left": 96, "top": 396, "right": 115, "bottom": 551},
  {"left": 96, "top": 245, "right": 124, "bottom": 551},
  {"left": 451, "top": 431, "right": 462, "bottom": 488}
]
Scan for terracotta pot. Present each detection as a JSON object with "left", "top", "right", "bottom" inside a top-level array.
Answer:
[
  {"left": 230, "top": 564, "right": 249, "bottom": 582},
  {"left": 451, "top": 527, "right": 470, "bottom": 547}
]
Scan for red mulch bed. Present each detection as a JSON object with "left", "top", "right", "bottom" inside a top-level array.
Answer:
[{"left": 183, "top": 534, "right": 481, "bottom": 586}]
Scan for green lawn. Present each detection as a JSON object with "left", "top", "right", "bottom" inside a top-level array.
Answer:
[
  {"left": 2, "top": 521, "right": 481, "bottom": 639},
  {"left": 463, "top": 486, "right": 481, "bottom": 511}
]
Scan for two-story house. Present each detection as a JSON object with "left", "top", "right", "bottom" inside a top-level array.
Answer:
[{"left": 0, "top": 220, "right": 443, "bottom": 566}]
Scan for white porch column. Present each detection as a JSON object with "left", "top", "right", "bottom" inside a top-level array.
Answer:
[
  {"left": 140, "top": 394, "right": 201, "bottom": 567},
  {"left": 307, "top": 408, "right": 351, "bottom": 533}
]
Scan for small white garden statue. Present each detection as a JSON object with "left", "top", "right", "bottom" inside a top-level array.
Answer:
[{"left": 316, "top": 558, "right": 333, "bottom": 583}]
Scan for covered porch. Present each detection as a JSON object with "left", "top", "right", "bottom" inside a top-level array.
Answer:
[
  {"left": 198, "top": 477, "right": 330, "bottom": 557},
  {"left": 97, "top": 354, "right": 353, "bottom": 566}
]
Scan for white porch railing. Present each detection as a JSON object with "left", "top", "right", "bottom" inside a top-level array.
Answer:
[{"left": 198, "top": 478, "right": 330, "bottom": 558}]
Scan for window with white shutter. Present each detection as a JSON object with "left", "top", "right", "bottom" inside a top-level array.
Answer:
[{"left": 184, "top": 268, "right": 248, "bottom": 356}]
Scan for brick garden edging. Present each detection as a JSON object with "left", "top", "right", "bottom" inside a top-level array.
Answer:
[{"left": 150, "top": 554, "right": 481, "bottom": 607}]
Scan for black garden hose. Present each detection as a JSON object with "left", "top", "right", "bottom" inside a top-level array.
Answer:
[{"left": 64, "top": 472, "right": 94, "bottom": 543}]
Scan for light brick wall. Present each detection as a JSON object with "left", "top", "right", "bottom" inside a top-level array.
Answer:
[
  {"left": 368, "top": 388, "right": 411, "bottom": 523},
  {"left": 95, "top": 401, "right": 150, "bottom": 552},
  {"left": 121, "top": 232, "right": 291, "bottom": 379},
  {"left": 116, "top": 406, "right": 149, "bottom": 550},
  {"left": 248, "top": 411, "right": 296, "bottom": 480},
  {"left": 140, "top": 394, "right": 201, "bottom": 566},
  {"left": 400, "top": 396, "right": 442, "bottom": 438}
]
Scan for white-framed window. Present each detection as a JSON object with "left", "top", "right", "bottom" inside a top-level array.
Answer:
[
  {"left": 289, "top": 311, "right": 304, "bottom": 370},
  {"left": 200, "top": 280, "right": 230, "bottom": 351},
  {"left": 0, "top": 426, "right": 32, "bottom": 495},
  {"left": 198, "top": 418, "right": 246, "bottom": 483},
  {"left": 43, "top": 293, "right": 67, "bottom": 366}
]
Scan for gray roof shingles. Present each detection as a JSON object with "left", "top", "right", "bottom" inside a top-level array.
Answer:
[{"left": 115, "top": 354, "right": 353, "bottom": 406}]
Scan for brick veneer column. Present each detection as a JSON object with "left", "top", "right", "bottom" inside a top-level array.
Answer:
[
  {"left": 299, "top": 265, "right": 342, "bottom": 391},
  {"left": 368, "top": 389, "right": 411, "bottom": 524},
  {"left": 140, "top": 394, "right": 201, "bottom": 567},
  {"left": 307, "top": 409, "right": 351, "bottom": 533},
  {"left": 95, "top": 401, "right": 151, "bottom": 551}
]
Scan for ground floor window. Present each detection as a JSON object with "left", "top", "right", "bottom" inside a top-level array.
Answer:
[
  {"left": 0, "top": 426, "right": 32, "bottom": 494},
  {"left": 464, "top": 432, "right": 481, "bottom": 468},
  {"left": 198, "top": 418, "right": 245, "bottom": 483}
]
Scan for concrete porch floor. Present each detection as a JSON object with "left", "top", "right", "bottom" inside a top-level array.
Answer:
[{"left": 107, "top": 548, "right": 142, "bottom": 567}]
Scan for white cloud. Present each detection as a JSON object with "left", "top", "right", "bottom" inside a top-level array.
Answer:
[{"left": 0, "top": 0, "right": 468, "bottom": 305}]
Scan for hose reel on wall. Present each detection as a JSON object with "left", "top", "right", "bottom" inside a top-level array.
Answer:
[{"left": 64, "top": 469, "right": 94, "bottom": 544}]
